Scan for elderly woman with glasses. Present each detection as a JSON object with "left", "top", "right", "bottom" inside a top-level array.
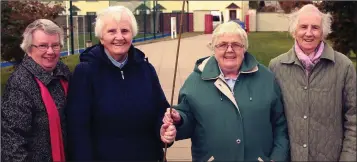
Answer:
[
  {"left": 269, "top": 4, "right": 356, "bottom": 161},
  {"left": 162, "top": 21, "right": 290, "bottom": 162},
  {"left": 1, "top": 19, "right": 70, "bottom": 162},
  {"left": 65, "top": 6, "right": 174, "bottom": 161}
]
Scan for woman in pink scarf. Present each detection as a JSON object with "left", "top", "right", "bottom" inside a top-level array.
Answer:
[
  {"left": 2, "top": 19, "right": 70, "bottom": 162},
  {"left": 269, "top": 4, "right": 356, "bottom": 162}
]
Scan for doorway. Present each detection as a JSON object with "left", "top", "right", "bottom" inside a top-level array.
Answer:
[{"left": 229, "top": 10, "right": 237, "bottom": 20}]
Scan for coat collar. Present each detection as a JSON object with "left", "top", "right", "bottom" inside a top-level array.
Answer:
[
  {"left": 280, "top": 42, "right": 335, "bottom": 66},
  {"left": 21, "top": 55, "right": 70, "bottom": 85},
  {"left": 80, "top": 44, "right": 146, "bottom": 67},
  {"left": 200, "top": 52, "right": 259, "bottom": 80}
]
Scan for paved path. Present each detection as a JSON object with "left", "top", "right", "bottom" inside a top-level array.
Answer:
[{"left": 136, "top": 34, "right": 212, "bottom": 161}]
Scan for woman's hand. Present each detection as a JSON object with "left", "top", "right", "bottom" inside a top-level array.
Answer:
[
  {"left": 162, "top": 108, "right": 181, "bottom": 125},
  {"left": 160, "top": 123, "right": 176, "bottom": 144}
]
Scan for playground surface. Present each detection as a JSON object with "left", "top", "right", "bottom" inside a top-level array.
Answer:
[{"left": 136, "top": 34, "right": 213, "bottom": 161}]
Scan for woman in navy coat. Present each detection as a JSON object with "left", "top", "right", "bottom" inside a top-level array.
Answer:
[{"left": 65, "top": 6, "right": 175, "bottom": 161}]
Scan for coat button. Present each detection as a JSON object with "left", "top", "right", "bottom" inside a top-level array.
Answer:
[
  {"left": 304, "top": 86, "right": 308, "bottom": 90},
  {"left": 303, "top": 115, "right": 307, "bottom": 119},
  {"left": 236, "top": 139, "right": 241, "bottom": 144},
  {"left": 303, "top": 144, "right": 307, "bottom": 148}
]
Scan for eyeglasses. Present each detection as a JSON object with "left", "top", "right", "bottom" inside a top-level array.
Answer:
[
  {"left": 215, "top": 42, "right": 245, "bottom": 52},
  {"left": 31, "top": 44, "right": 62, "bottom": 52}
]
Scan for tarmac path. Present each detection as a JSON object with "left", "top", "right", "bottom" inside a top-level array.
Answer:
[{"left": 136, "top": 34, "right": 213, "bottom": 161}]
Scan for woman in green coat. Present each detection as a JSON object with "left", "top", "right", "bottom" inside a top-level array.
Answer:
[{"left": 162, "top": 22, "right": 290, "bottom": 162}]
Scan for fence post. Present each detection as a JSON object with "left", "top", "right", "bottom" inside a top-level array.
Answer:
[
  {"left": 153, "top": 0, "right": 156, "bottom": 39},
  {"left": 143, "top": 14, "right": 146, "bottom": 39},
  {"left": 161, "top": 12, "right": 164, "bottom": 37},
  {"left": 87, "top": 15, "right": 93, "bottom": 41},
  {"left": 143, "top": 0, "right": 146, "bottom": 40},
  {"left": 186, "top": 13, "right": 189, "bottom": 32},
  {"left": 176, "top": 12, "right": 179, "bottom": 34},
  {"left": 69, "top": 0, "right": 74, "bottom": 55},
  {"left": 187, "top": 1, "right": 190, "bottom": 32}
]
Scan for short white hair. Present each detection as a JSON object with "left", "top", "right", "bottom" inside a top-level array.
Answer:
[
  {"left": 95, "top": 6, "right": 138, "bottom": 38},
  {"left": 288, "top": 4, "right": 332, "bottom": 39},
  {"left": 20, "top": 19, "right": 64, "bottom": 53},
  {"left": 210, "top": 21, "right": 249, "bottom": 52}
]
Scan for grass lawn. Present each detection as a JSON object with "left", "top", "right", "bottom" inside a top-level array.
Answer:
[
  {"left": 1, "top": 32, "right": 356, "bottom": 94},
  {"left": 0, "top": 55, "right": 80, "bottom": 95},
  {"left": 247, "top": 32, "right": 294, "bottom": 66},
  {"left": 247, "top": 32, "right": 357, "bottom": 68},
  {"left": 350, "top": 52, "right": 356, "bottom": 67}
]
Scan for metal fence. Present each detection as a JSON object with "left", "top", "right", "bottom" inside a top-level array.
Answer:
[
  {"left": 0, "top": 1, "right": 195, "bottom": 67},
  {"left": 52, "top": 1, "right": 193, "bottom": 56}
]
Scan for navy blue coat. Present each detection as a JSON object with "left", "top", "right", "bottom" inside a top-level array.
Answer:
[{"left": 65, "top": 44, "right": 170, "bottom": 161}]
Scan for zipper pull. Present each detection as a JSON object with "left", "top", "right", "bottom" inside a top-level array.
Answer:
[{"left": 121, "top": 71, "right": 124, "bottom": 80}]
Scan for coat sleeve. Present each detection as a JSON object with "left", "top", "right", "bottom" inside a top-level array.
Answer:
[
  {"left": 65, "top": 63, "right": 94, "bottom": 161},
  {"left": 268, "top": 58, "right": 277, "bottom": 73},
  {"left": 1, "top": 84, "right": 33, "bottom": 162},
  {"left": 339, "top": 63, "right": 357, "bottom": 161},
  {"left": 174, "top": 74, "right": 197, "bottom": 140},
  {"left": 269, "top": 80, "right": 290, "bottom": 161},
  {"left": 147, "top": 64, "right": 172, "bottom": 148}
]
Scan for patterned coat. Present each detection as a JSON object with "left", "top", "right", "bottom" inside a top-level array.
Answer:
[
  {"left": 269, "top": 43, "right": 357, "bottom": 161},
  {"left": 1, "top": 56, "right": 71, "bottom": 162}
]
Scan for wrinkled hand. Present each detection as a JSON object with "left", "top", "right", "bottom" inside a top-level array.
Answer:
[
  {"left": 160, "top": 123, "right": 176, "bottom": 144},
  {"left": 162, "top": 108, "right": 181, "bottom": 125}
]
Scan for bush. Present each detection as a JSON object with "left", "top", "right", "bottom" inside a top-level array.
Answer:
[
  {"left": 319, "top": 1, "right": 357, "bottom": 56},
  {"left": 1, "top": 1, "right": 64, "bottom": 63}
]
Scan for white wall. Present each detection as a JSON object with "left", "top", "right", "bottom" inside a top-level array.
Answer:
[
  {"left": 193, "top": 11, "right": 211, "bottom": 32},
  {"left": 256, "top": 13, "right": 289, "bottom": 32}
]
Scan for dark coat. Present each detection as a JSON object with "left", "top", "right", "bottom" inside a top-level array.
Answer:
[
  {"left": 65, "top": 44, "right": 170, "bottom": 161},
  {"left": 1, "top": 56, "right": 71, "bottom": 162},
  {"left": 175, "top": 53, "right": 290, "bottom": 162}
]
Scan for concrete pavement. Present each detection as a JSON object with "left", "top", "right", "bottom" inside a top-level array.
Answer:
[{"left": 136, "top": 34, "right": 213, "bottom": 161}]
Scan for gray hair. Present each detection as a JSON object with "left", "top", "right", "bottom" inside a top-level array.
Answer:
[
  {"left": 288, "top": 4, "right": 332, "bottom": 39},
  {"left": 210, "top": 21, "right": 249, "bottom": 52},
  {"left": 20, "top": 19, "right": 64, "bottom": 53},
  {"left": 95, "top": 6, "right": 138, "bottom": 38}
]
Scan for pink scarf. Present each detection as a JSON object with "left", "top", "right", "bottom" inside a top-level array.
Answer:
[
  {"left": 35, "top": 78, "right": 68, "bottom": 162},
  {"left": 294, "top": 41, "right": 324, "bottom": 75}
]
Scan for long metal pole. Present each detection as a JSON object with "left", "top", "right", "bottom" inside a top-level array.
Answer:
[
  {"left": 69, "top": 0, "right": 74, "bottom": 55},
  {"left": 153, "top": 0, "right": 156, "bottom": 39},
  {"left": 186, "top": 1, "right": 189, "bottom": 32},
  {"left": 89, "top": 15, "right": 93, "bottom": 41},
  {"left": 83, "top": 16, "right": 85, "bottom": 49},
  {"left": 66, "top": 1, "right": 70, "bottom": 56},
  {"left": 144, "top": 0, "right": 146, "bottom": 39},
  {"left": 163, "top": 0, "right": 186, "bottom": 161}
]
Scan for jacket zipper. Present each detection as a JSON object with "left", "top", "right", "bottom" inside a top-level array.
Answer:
[{"left": 121, "top": 70, "right": 125, "bottom": 80}]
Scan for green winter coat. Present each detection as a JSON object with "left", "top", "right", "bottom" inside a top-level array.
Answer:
[{"left": 174, "top": 53, "right": 290, "bottom": 162}]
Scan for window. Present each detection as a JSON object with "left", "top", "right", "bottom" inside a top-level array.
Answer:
[
  {"left": 212, "top": 16, "right": 220, "bottom": 21},
  {"left": 86, "top": 12, "right": 96, "bottom": 15}
]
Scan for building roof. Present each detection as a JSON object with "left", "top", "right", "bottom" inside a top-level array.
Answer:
[
  {"left": 152, "top": 4, "right": 166, "bottom": 10},
  {"left": 68, "top": 5, "right": 81, "bottom": 12},
  {"left": 134, "top": 3, "right": 150, "bottom": 11},
  {"left": 226, "top": 3, "right": 240, "bottom": 9}
]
